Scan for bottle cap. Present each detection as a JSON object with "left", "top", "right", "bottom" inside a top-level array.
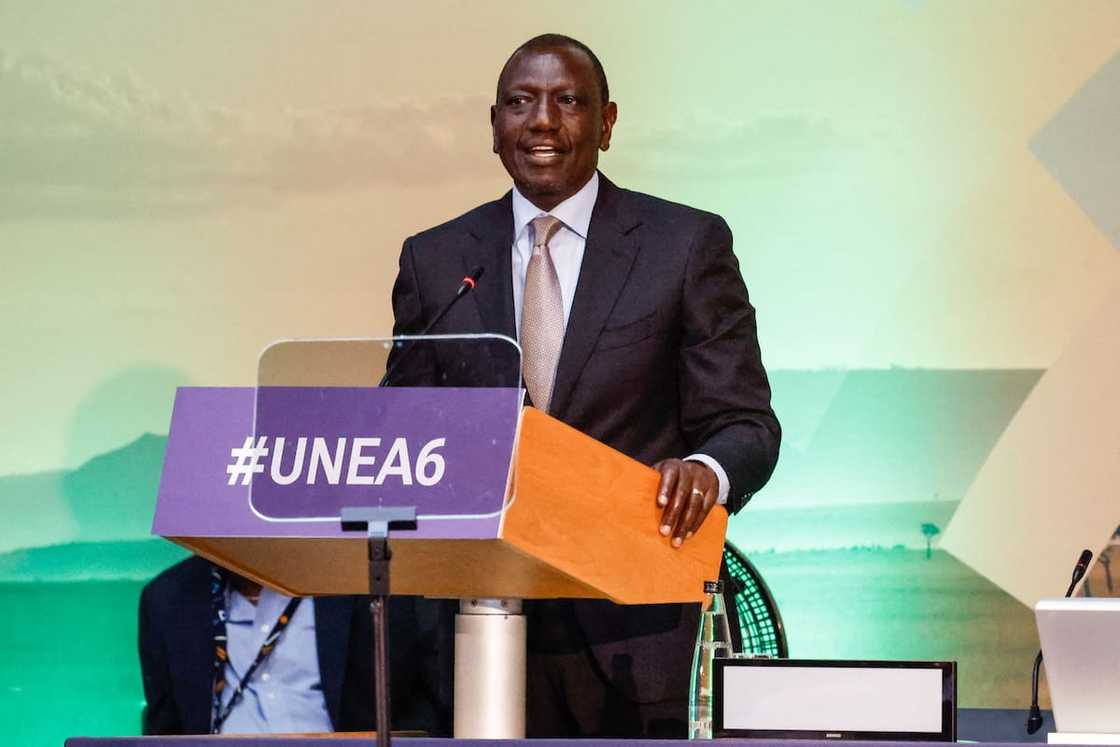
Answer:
[{"left": 704, "top": 580, "right": 723, "bottom": 594}]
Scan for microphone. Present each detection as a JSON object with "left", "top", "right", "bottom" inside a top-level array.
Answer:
[
  {"left": 379, "top": 266, "right": 485, "bottom": 388},
  {"left": 1026, "top": 548, "right": 1094, "bottom": 734},
  {"left": 1064, "top": 549, "right": 1094, "bottom": 597}
]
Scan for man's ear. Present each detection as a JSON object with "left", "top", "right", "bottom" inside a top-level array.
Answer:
[
  {"left": 599, "top": 101, "right": 618, "bottom": 151},
  {"left": 490, "top": 105, "right": 499, "bottom": 154}
]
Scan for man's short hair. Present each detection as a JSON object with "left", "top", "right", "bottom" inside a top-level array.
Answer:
[{"left": 496, "top": 33, "right": 610, "bottom": 106}]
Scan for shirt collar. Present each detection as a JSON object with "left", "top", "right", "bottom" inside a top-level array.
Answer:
[{"left": 511, "top": 171, "right": 600, "bottom": 242}]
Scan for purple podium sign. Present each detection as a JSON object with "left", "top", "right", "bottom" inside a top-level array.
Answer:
[
  {"left": 154, "top": 386, "right": 522, "bottom": 541},
  {"left": 251, "top": 387, "right": 521, "bottom": 520}
]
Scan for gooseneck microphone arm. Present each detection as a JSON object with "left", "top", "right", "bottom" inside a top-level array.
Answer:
[
  {"left": 1026, "top": 548, "right": 1094, "bottom": 734},
  {"left": 378, "top": 266, "right": 485, "bottom": 388}
]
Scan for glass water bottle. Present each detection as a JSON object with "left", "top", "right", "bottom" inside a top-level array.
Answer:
[{"left": 688, "top": 579, "right": 733, "bottom": 739}]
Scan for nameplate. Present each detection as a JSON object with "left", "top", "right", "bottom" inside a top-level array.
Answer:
[{"left": 714, "top": 658, "right": 956, "bottom": 741}]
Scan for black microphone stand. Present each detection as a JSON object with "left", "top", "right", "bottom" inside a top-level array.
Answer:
[
  {"left": 380, "top": 266, "right": 484, "bottom": 388},
  {"left": 341, "top": 506, "right": 417, "bottom": 747},
  {"left": 1026, "top": 549, "right": 1094, "bottom": 734}
]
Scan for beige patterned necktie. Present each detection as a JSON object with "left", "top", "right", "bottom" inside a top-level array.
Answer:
[{"left": 522, "top": 215, "right": 565, "bottom": 411}]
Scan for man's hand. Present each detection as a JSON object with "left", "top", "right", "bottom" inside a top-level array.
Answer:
[{"left": 654, "top": 459, "right": 719, "bottom": 548}]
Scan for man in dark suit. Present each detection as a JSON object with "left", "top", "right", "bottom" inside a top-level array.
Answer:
[
  {"left": 389, "top": 34, "right": 780, "bottom": 736},
  {"left": 138, "top": 555, "right": 443, "bottom": 735}
]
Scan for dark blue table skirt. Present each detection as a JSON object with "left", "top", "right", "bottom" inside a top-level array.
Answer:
[
  {"left": 64, "top": 740, "right": 1057, "bottom": 747},
  {"left": 64, "top": 708, "right": 1062, "bottom": 747}
]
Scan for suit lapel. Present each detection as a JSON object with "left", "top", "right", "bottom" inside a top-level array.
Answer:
[
  {"left": 463, "top": 193, "right": 517, "bottom": 339},
  {"left": 549, "top": 176, "right": 642, "bottom": 418},
  {"left": 314, "top": 597, "right": 353, "bottom": 729}
]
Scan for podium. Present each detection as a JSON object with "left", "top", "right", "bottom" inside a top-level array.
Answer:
[{"left": 152, "top": 337, "right": 727, "bottom": 738}]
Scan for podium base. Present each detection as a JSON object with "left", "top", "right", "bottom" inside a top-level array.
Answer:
[{"left": 454, "top": 598, "right": 526, "bottom": 738}]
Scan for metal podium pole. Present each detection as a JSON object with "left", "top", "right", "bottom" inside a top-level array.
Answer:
[
  {"left": 454, "top": 598, "right": 526, "bottom": 738},
  {"left": 341, "top": 506, "right": 417, "bottom": 747}
]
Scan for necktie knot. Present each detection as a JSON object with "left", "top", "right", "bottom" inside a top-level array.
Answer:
[{"left": 531, "top": 215, "right": 563, "bottom": 254}]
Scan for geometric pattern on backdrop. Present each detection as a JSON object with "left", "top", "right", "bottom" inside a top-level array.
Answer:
[{"left": 943, "top": 48, "right": 1120, "bottom": 604}]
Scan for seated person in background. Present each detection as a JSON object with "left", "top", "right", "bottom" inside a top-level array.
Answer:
[{"left": 139, "top": 555, "right": 445, "bottom": 735}]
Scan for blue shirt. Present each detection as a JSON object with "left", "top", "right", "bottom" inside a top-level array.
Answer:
[{"left": 219, "top": 587, "right": 332, "bottom": 734}]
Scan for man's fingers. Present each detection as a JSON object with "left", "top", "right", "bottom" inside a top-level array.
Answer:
[
  {"left": 665, "top": 470, "right": 695, "bottom": 542},
  {"left": 657, "top": 460, "right": 719, "bottom": 547},
  {"left": 655, "top": 460, "right": 678, "bottom": 509},
  {"left": 660, "top": 465, "right": 690, "bottom": 537},
  {"left": 661, "top": 490, "right": 685, "bottom": 537},
  {"left": 673, "top": 466, "right": 713, "bottom": 545},
  {"left": 673, "top": 490, "right": 702, "bottom": 547},
  {"left": 657, "top": 461, "right": 682, "bottom": 536},
  {"left": 685, "top": 482, "right": 719, "bottom": 538}
]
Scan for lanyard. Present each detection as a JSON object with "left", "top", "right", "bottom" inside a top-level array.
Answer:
[{"left": 208, "top": 565, "right": 303, "bottom": 734}]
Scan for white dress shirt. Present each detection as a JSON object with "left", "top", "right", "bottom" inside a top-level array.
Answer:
[{"left": 510, "top": 173, "right": 730, "bottom": 505}]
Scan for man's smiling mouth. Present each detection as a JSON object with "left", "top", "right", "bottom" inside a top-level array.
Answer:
[{"left": 524, "top": 145, "right": 565, "bottom": 162}]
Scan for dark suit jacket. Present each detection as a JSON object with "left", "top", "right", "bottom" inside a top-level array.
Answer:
[
  {"left": 138, "top": 556, "right": 444, "bottom": 735},
  {"left": 389, "top": 173, "right": 780, "bottom": 720}
]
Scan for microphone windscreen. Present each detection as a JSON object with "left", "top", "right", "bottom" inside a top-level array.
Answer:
[{"left": 1076, "top": 548, "right": 1094, "bottom": 572}]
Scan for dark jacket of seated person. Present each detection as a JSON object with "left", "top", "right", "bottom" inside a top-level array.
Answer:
[{"left": 139, "top": 555, "right": 446, "bottom": 735}]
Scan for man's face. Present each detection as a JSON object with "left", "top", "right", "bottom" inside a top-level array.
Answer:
[{"left": 491, "top": 45, "right": 617, "bottom": 211}]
